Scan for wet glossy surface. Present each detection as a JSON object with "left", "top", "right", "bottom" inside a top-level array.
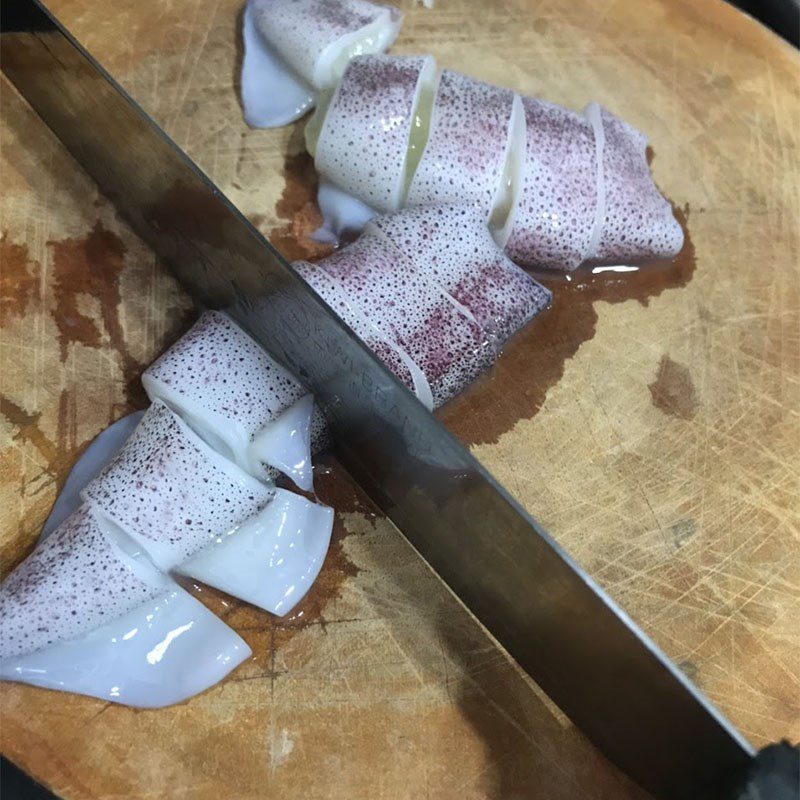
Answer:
[
  {"left": 179, "top": 487, "right": 334, "bottom": 615},
  {"left": 248, "top": 394, "right": 316, "bottom": 491},
  {"left": 0, "top": 586, "right": 251, "bottom": 707},
  {"left": 240, "top": 0, "right": 315, "bottom": 128}
]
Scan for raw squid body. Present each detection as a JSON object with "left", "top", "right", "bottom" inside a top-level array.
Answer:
[
  {"left": 405, "top": 70, "right": 525, "bottom": 248},
  {"left": 78, "top": 399, "right": 333, "bottom": 619},
  {"left": 507, "top": 99, "right": 683, "bottom": 270},
  {"left": 82, "top": 400, "right": 275, "bottom": 572},
  {"left": 0, "top": 504, "right": 250, "bottom": 707},
  {"left": 241, "top": 0, "right": 402, "bottom": 128},
  {"left": 296, "top": 204, "right": 551, "bottom": 408},
  {"left": 307, "top": 58, "right": 524, "bottom": 246},
  {"left": 143, "top": 310, "right": 317, "bottom": 491},
  {"left": 0, "top": 387, "right": 334, "bottom": 704},
  {"left": 308, "top": 55, "right": 438, "bottom": 213},
  {"left": 305, "top": 55, "right": 682, "bottom": 269}
]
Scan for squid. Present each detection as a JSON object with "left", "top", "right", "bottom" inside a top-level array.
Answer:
[
  {"left": 306, "top": 54, "right": 437, "bottom": 240},
  {"left": 295, "top": 203, "right": 551, "bottom": 408},
  {"left": 305, "top": 54, "right": 683, "bottom": 270},
  {"left": 0, "top": 504, "right": 251, "bottom": 707},
  {"left": 143, "top": 310, "right": 318, "bottom": 492},
  {"left": 81, "top": 401, "right": 333, "bottom": 611},
  {"left": 1, "top": 366, "right": 333, "bottom": 706},
  {"left": 241, "top": 0, "right": 403, "bottom": 128}
]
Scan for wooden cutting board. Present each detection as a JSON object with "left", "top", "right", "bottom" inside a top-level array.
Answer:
[{"left": 1, "top": 0, "right": 798, "bottom": 797}]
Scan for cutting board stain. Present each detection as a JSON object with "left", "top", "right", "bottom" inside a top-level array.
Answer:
[
  {"left": 0, "top": 233, "right": 38, "bottom": 323},
  {"left": 49, "top": 223, "right": 142, "bottom": 389},
  {"left": 270, "top": 152, "right": 334, "bottom": 263},
  {"left": 648, "top": 354, "right": 699, "bottom": 419},
  {"left": 440, "top": 204, "right": 695, "bottom": 445}
]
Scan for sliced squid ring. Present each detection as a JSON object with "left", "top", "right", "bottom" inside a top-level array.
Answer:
[
  {"left": 406, "top": 70, "right": 526, "bottom": 248},
  {"left": 81, "top": 401, "right": 275, "bottom": 572},
  {"left": 588, "top": 105, "right": 684, "bottom": 265},
  {"left": 507, "top": 97, "right": 683, "bottom": 271},
  {"left": 297, "top": 206, "right": 550, "bottom": 408},
  {"left": 143, "top": 310, "right": 316, "bottom": 491},
  {"left": 308, "top": 54, "right": 438, "bottom": 213},
  {"left": 367, "top": 204, "right": 551, "bottom": 343},
  {"left": 0, "top": 504, "right": 251, "bottom": 707},
  {"left": 241, "top": 0, "right": 403, "bottom": 128}
]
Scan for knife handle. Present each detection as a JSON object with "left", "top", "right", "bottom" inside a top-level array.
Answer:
[{"left": 731, "top": 741, "right": 799, "bottom": 799}]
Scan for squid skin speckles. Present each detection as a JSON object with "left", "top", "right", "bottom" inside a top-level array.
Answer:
[
  {"left": 242, "top": 0, "right": 403, "bottom": 128},
  {"left": 406, "top": 71, "right": 523, "bottom": 238},
  {"left": 313, "top": 54, "right": 437, "bottom": 213},
  {"left": 297, "top": 205, "right": 551, "bottom": 408},
  {"left": 367, "top": 204, "right": 551, "bottom": 343},
  {"left": 591, "top": 107, "right": 684, "bottom": 265},
  {"left": 143, "top": 310, "right": 319, "bottom": 489},
  {"left": 505, "top": 98, "right": 598, "bottom": 271},
  {"left": 82, "top": 401, "right": 274, "bottom": 571},
  {"left": 0, "top": 503, "right": 251, "bottom": 708},
  {"left": 0, "top": 505, "right": 164, "bottom": 661},
  {"left": 251, "top": 0, "right": 402, "bottom": 91},
  {"left": 508, "top": 99, "right": 683, "bottom": 270},
  {"left": 303, "top": 54, "right": 683, "bottom": 269}
]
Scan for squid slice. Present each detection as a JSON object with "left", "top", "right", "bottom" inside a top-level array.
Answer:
[
  {"left": 588, "top": 105, "right": 684, "bottom": 264},
  {"left": 507, "top": 98, "right": 683, "bottom": 271},
  {"left": 406, "top": 70, "right": 526, "bottom": 248},
  {"left": 313, "top": 179, "right": 378, "bottom": 242},
  {"left": 367, "top": 204, "right": 551, "bottom": 343},
  {"left": 177, "top": 488, "right": 334, "bottom": 617},
  {"left": 36, "top": 399, "right": 331, "bottom": 619},
  {"left": 143, "top": 310, "right": 315, "bottom": 491},
  {"left": 41, "top": 411, "right": 145, "bottom": 540},
  {"left": 296, "top": 207, "right": 550, "bottom": 407},
  {"left": 295, "top": 256, "right": 435, "bottom": 408},
  {"left": 82, "top": 401, "right": 275, "bottom": 572},
  {"left": 0, "top": 505, "right": 250, "bottom": 707},
  {"left": 309, "top": 55, "right": 438, "bottom": 213},
  {"left": 299, "top": 233, "right": 492, "bottom": 408},
  {"left": 1, "top": 505, "right": 165, "bottom": 661},
  {"left": 248, "top": 394, "right": 315, "bottom": 489},
  {"left": 241, "top": 0, "right": 402, "bottom": 128},
  {"left": 80, "top": 403, "right": 333, "bottom": 616},
  {"left": 505, "top": 97, "right": 598, "bottom": 271},
  {"left": 241, "top": 0, "right": 315, "bottom": 128}
]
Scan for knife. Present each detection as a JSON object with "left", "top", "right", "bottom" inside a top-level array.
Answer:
[{"left": 0, "top": 2, "right": 757, "bottom": 797}]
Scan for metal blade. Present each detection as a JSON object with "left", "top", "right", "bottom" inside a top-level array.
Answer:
[{"left": 0, "top": 2, "right": 755, "bottom": 797}]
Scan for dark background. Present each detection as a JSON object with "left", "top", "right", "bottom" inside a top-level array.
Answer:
[{"left": 728, "top": 0, "right": 799, "bottom": 45}]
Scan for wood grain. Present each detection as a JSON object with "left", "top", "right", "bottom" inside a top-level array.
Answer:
[{"left": 1, "top": 1, "right": 798, "bottom": 797}]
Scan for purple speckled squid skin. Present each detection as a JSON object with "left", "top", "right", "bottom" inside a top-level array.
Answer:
[
  {"left": 591, "top": 107, "right": 684, "bottom": 265},
  {"left": 82, "top": 402, "right": 274, "bottom": 568},
  {"left": 406, "top": 70, "right": 515, "bottom": 215},
  {"left": 507, "top": 98, "right": 683, "bottom": 270},
  {"left": 0, "top": 505, "right": 161, "bottom": 660},
  {"left": 315, "top": 54, "right": 431, "bottom": 212},
  {"left": 144, "top": 311, "right": 329, "bottom": 471},
  {"left": 296, "top": 206, "right": 550, "bottom": 406},
  {"left": 252, "top": 0, "right": 400, "bottom": 89},
  {"left": 300, "top": 233, "right": 491, "bottom": 407},
  {"left": 294, "top": 255, "right": 418, "bottom": 394},
  {"left": 368, "top": 204, "right": 551, "bottom": 342},
  {"left": 145, "top": 311, "right": 304, "bottom": 439},
  {"left": 505, "top": 97, "right": 598, "bottom": 271}
]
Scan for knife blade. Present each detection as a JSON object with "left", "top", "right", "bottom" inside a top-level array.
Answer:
[{"left": 0, "top": 2, "right": 756, "bottom": 797}]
